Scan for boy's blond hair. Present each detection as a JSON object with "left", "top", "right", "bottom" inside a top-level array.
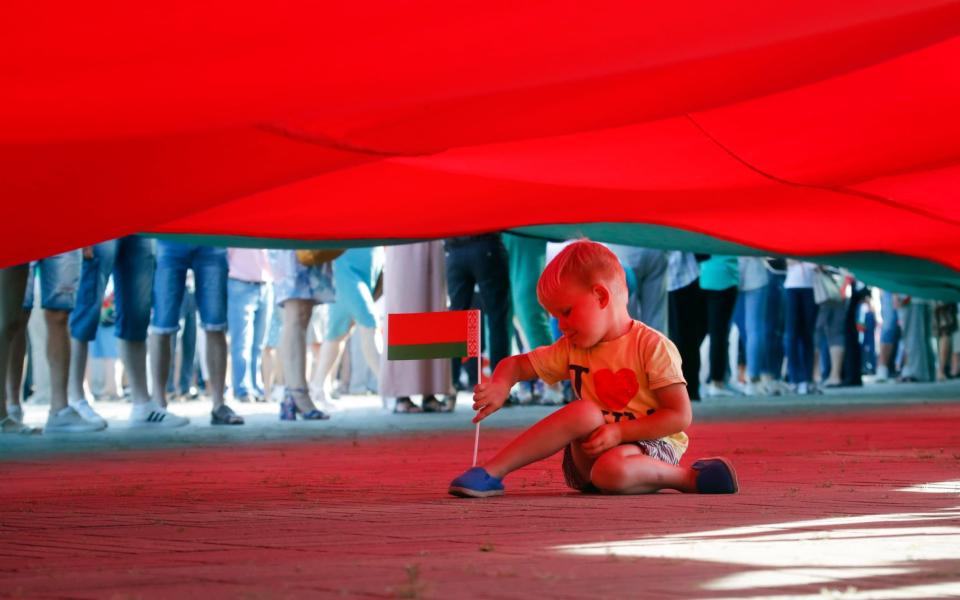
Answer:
[{"left": 537, "top": 240, "right": 628, "bottom": 306}]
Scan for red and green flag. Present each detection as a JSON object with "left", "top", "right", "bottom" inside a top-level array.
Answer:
[{"left": 387, "top": 310, "right": 480, "bottom": 360}]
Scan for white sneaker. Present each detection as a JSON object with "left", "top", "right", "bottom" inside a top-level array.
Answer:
[
  {"left": 539, "top": 383, "right": 566, "bottom": 405},
  {"left": 6, "top": 403, "right": 23, "bottom": 423},
  {"left": 512, "top": 382, "right": 534, "bottom": 405},
  {"left": 742, "top": 381, "right": 761, "bottom": 396},
  {"left": 875, "top": 365, "right": 890, "bottom": 383},
  {"left": 129, "top": 400, "right": 189, "bottom": 428},
  {"left": 705, "top": 382, "right": 736, "bottom": 398},
  {"left": 797, "top": 382, "right": 810, "bottom": 395},
  {"left": 45, "top": 406, "right": 107, "bottom": 433},
  {"left": 69, "top": 397, "right": 108, "bottom": 429}
]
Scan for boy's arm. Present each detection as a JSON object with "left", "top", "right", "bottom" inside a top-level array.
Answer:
[
  {"left": 580, "top": 383, "right": 692, "bottom": 457},
  {"left": 471, "top": 354, "right": 538, "bottom": 423}
]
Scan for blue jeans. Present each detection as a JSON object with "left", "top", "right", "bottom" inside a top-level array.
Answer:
[
  {"left": 23, "top": 251, "right": 81, "bottom": 311},
  {"left": 70, "top": 236, "right": 155, "bottom": 342},
  {"left": 227, "top": 278, "right": 272, "bottom": 398},
  {"left": 150, "top": 242, "right": 228, "bottom": 333},
  {"left": 445, "top": 236, "right": 511, "bottom": 388},
  {"left": 738, "top": 285, "right": 769, "bottom": 379},
  {"left": 167, "top": 288, "right": 199, "bottom": 394},
  {"left": 764, "top": 273, "right": 786, "bottom": 379},
  {"left": 784, "top": 288, "right": 817, "bottom": 384}
]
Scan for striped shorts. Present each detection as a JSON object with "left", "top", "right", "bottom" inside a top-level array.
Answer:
[{"left": 562, "top": 438, "right": 681, "bottom": 493}]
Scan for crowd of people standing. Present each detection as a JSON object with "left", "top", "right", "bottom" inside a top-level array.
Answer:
[{"left": 1, "top": 235, "right": 957, "bottom": 435}]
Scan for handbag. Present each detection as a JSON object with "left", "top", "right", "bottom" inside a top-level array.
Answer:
[
  {"left": 812, "top": 268, "right": 842, "bottom": 304},
  {"left": 295, "top": 248, "right": 345, "bottom": 267}
]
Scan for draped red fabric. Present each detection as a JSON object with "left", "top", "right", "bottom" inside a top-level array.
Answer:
[{"left": 2, "top": 1, "right": 960, "bottom": 287}]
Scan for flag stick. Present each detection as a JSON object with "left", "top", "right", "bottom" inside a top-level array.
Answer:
[{"left": 472, "top": 328, "right": 482, "bottom": 467}]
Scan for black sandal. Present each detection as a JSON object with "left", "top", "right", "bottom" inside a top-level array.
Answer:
[
  {"left": 393, "top": 397, "right": 423, "bottom": 413},
  {"left": 422, "top": 395, "right": 444, "bottom": 413}
]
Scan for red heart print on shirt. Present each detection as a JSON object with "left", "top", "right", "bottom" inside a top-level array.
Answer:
[{"left": 593, "top": 368, "right": 639, "bottom": 410}]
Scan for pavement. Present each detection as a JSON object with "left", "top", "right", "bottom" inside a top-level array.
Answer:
[{"left": 2, "top": 381, "right": 959, "bottom": 599}]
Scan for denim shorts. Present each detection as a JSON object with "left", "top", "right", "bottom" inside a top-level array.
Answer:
[
  {"left": 70, "top": 236, "right": 156, "bottom": 342},
  {"left": 265, "top": 302, "right": 283, "bottom": 348},
  {"left": 562, "top": 438, "right": 682, "bottom": 493},
  {"left": 23, "top": 251, "right": 82, "bottom": 311},
  {"left": 815, "top": 299, "right": 846, "bottom": 347},
  {"left": 150, "top": 241, "right": 228, "bottom": 334},
  {"left": 269, "top": 250, "right": 336, "bottom": 307},
  {"left": 326, "top": 248, "right": 381, "bottom": 339}
]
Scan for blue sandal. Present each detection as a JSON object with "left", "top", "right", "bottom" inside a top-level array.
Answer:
[
  {"left": 692, "top": 457, "right": 739, "bottom": 494},
  {"left": 448, "top": 467, "right": 504, "bottom": 498}
]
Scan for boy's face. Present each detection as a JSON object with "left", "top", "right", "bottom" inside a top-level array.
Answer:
[{"left": 542, "top": 279, "right": 609, "bottom": 349}]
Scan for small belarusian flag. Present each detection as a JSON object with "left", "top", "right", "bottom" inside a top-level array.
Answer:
[{"left": 387, "top": 310, "right": 481, "bottom": 361}]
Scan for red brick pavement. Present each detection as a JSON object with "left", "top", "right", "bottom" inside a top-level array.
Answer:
[{"left": 2, "top": 403, "right": 959, "bottom": 599}]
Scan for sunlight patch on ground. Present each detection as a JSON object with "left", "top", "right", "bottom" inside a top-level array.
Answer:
[
  {"left": 897, "top": 480, "right": 960, "bottom": 494},
  {"left": 555, "top": 506, "right": 960, "bottom": 598}
]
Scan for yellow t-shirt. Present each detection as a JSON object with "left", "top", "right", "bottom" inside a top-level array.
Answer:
[{"left": 528, "top": 320, "right": 689, "bottom": 453}]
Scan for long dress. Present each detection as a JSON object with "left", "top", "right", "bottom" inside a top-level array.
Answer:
[{"left": 379, "top": 241, "right": 454, "bottom": 398}]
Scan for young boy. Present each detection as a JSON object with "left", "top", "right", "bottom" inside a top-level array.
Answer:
[{"left": 449, "top": 240, "right": 738, "bottom": 497}]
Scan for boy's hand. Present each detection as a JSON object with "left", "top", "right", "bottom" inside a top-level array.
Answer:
[
  {"left": 472, "top": 380, "right": 511, "bottom": 423},
  {"left": 580, "top": 423, "right": 622, "bottom": 457}
]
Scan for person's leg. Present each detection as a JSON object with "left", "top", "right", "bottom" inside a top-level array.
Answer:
[
  {"left": 250, "top": 282, "right": 271, "bottom": 396},
  {"left": 744, "top": 285, "right": 768, "bottom": 381},
  {"left": 314, "top": 330, "right": 349, "bottom": 404},
  {"left": 113, "top": 236, "right": 155, "bottom": 405},
  {"left": 45, "top": 309, "right": 71, "bottom": 414},
  {"left": 6, "top": 266, "right": 32, "bottom": 409},
  {"left": 68, "top": 240, "right": 117, "bottom": 403},
  {"left": 473, "top": 238, "right": 511, "bottom": 373},
  {"left": 823, "top": 301, "right": 845, "bottom": 385},
  {"left": 783, "top": 288, "right": 801, "bottom": 385},
  {"left": 502, "top": 234, "right": 552, "bottom": 349},
  {"left": 587, "top": 445, "right": 696, "bottom": 494},
  {"left": 765, "top": 273, "right": 786, "bottom": 382},
  {"left": 0, "top": 266, "right": 29, "bottom": 430},
  {"left": 668, "top": 281, "right": 706, "bottom": 400},
  {"left": 828, "top": 344, "right": 844, "bottom": 384},
  {"left": 357, "top": 326, "right": 380, "bottom": 380},
  {"left": 37, "top": 251, "right": 82, "bottom": 419},
  {"left": 706, "top": 287, "right": 737, "bottom": 386},
  {"left": 636, "top": 250, "right": 669, "bottom": 334},
  {"left": 178, "top": 290, "right": 198, "bottom": 395},
  {"left": 483, "top": 399, "right": 607, "bottom": 479},
  {"left": 445, "top": 244, "right": 476, "bottom": 388},
  {"left": 280, "top": 299, "right": 319, "bottom": 412},
  {"left": 149, "top": 243, "right": 189, "bottom": 407},
  {"left": 798, "top": 289, "right": 819, "bottom": 385},
  {"left": 227, "top": 278, "right": 257, "bottom": 399},
  {"left": 194, "top": 247, "right": 230, "bottom": 410},
  {"left": 6, "top": 309, "right": 29, "bottom": 407},
  {"left": 937, "top": 334, "right": 951, "bottom": 381}
]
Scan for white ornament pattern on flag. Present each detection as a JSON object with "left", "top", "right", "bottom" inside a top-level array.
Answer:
[{"left": 467, "top": 310, "right": 480, "bottom": 357}]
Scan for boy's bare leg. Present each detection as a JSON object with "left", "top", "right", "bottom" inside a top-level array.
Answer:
[
  {"left": 581, "top": 444, "right": 697, "bottom": 494},
  {"left": 483, "top": 399, "right": 605, "bottom": 479}
]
